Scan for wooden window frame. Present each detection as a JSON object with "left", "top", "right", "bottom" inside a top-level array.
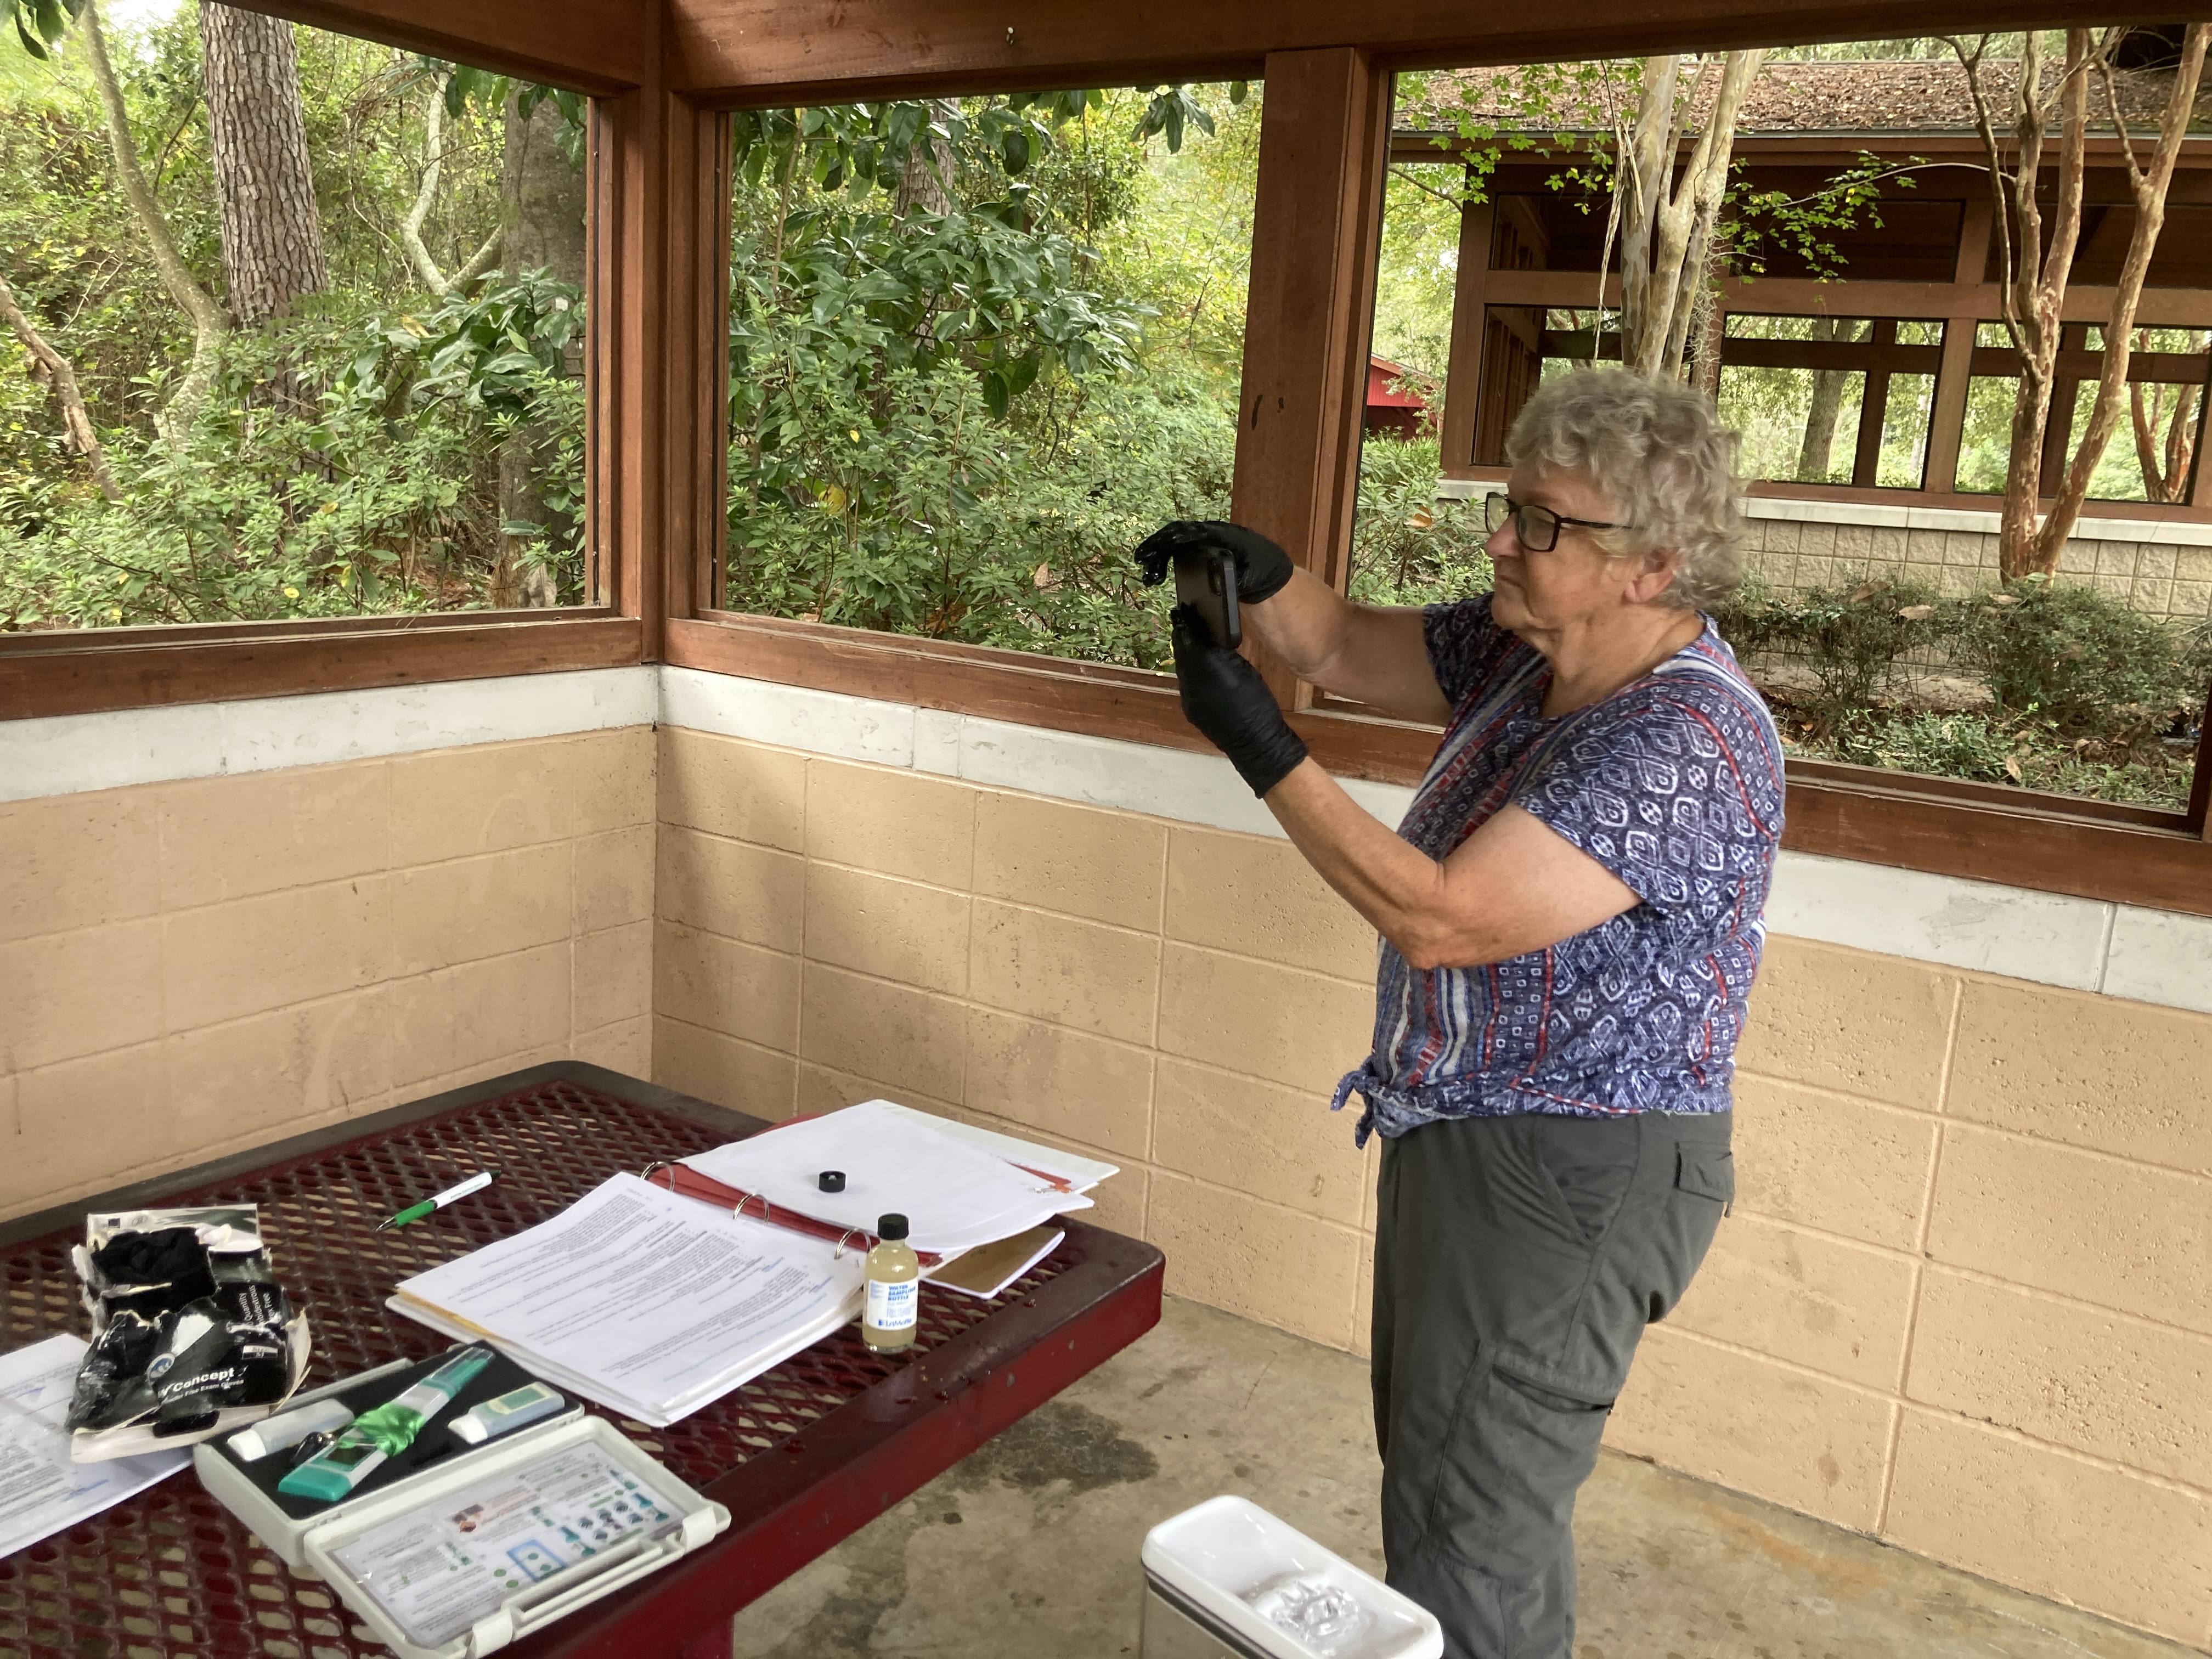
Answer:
[{"left": 4, "top": 0, "right": 2208, "bottom": 919}]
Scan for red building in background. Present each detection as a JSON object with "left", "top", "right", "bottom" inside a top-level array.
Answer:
[{"left": 1364, "top": 355, "right": 1435, "bottom": 439}]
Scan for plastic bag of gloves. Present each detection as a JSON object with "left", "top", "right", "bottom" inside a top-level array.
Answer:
[{"left": 64, "top": 1205, "right": 311, "bottom": 1462}]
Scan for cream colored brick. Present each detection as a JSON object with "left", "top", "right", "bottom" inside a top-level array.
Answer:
[
  {"left": 1927, "top": 1124, "right": 2212, "bottom": 1334},
  {"left": 1735, "top": 938, "right": 1956, "bottom": 1109},
  {"left": 1352, "top": 1233, "right": 1376, "bottom": 1360},
  {"left": 574, "top": 919, "right": 652, "bottom": 1034},
  {"left": 969, "top": 900, "right": 1159, "bottom": 1045},
  {"left": 797, "top": 1060, "right": 962, "bottom": 1122},
  {"left": 653, "top": 1015, "right": 798, "bottom": 1121},
  {"left": 12, "top": 1045, "right": 171, "bottom": 1211},
  {"left": 571, "top": 727, "right": 654, "bottom": 835},
  {"left": 805, "top": 864, "right": 969, "bottom": 996},
  {"left": 1949, "top": 980, "right": 2212, "bottom": 1175},
  {"left": 159, "top": 762, "right": 388, "bottom": 910},
  {"left": 1883, "top": 1409, "right": 2212, "bottom": 1644},
  {"left": 573, "top": 1014, "right": 651, "bottom": 1080},
  {"left": 972, "top": 791, "right": 1165, "bottom": 931},
  {"left": 652, "top": 922, "right": 799, "bottom": 1052},
  {"left": 408, "top": 1040, "right": 573, "bottom": 1104},
  {"left": 1148, "top": 1170, "right": 1361, "bottom": 1351},
  {"left": 1668, "top": 1214, "right": 1914, "bottom": 1390},
  {"left": 390, "top": 740, "right": 568, "bottom": 865},
  {"left": 658, "top": 729, "right": 805, "bottom": 851},
  {"left": 0, "top": 788, "right": 161, "bottom": 943},
  {"left": 166, "top": 989, "right": 391, "bottom": 1147},
  {"left": 0, "top": 918, "right": 163, "bottom": 1071},
  {"left": 1166, "top": 827, "right": 1377, "bottom": 983},
  {"left": 1907, "top": 1268, "right": 2212, "bottom": 1489},
  {"left": 387, "top": 941, "right": 570, "bottom": 1090},
  {"left": 963, "top": 1006, "right": 1152, "bottom": 1160},
  {"left": 805, "top": 759, "right": 973, "bottom": 888},
  {"left": 391, "top": 844, "right": 571, "bottom": 976},
  {"left": 798, "top": 962, "right": 964, "bottom": 1103},
  {"left": 656, "top": 825, "right": 803, "bottom": 951},
  {"left": 1731, "top": 1073, "right": 1936, "bottom": 1250},
  {"left": 162, "top": 877, "right": 389, "bottom": 1032},
  {"left": 1605, "top": 1327, "right": 1892, "bottom": 1530},
  {"left": 2176, "top": 544, "right": 2212, "bottom": 584},
  {"left": 1153, "top": 1058, "right": 1366, "bottom": 1226},
  {"left": 1156, "top": 943, "right": 1370, "bottom": 1097},
  {"left": 574, "top": 825, "right": 654, "bottom": 934}
]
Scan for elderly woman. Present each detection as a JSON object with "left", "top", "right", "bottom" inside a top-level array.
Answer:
[{"left": 1138, "top": 369, "right": 1781, "bottom": 1659}]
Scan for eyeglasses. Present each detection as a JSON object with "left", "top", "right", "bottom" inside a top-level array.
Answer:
[{"left": 1483, "top": 493, "right": 1634, "bottom": 553}]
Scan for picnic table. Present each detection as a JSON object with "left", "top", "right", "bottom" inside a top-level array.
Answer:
[{"left": 0, "top": 1061, "right": 1165, "bottom": 1658}]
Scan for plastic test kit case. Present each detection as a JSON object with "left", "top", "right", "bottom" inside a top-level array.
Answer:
[{"left": 194, "top": 1353, "right": 730, "bottom": 1659}]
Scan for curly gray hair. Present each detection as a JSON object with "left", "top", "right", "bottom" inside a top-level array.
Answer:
[{"left": 1503, "top": 368, "right": 1746, "bottom": 610}]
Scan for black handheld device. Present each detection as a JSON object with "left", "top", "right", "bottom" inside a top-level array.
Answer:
[{"left": 1173, "top": 544, "right": 1242, "bottom": 651}]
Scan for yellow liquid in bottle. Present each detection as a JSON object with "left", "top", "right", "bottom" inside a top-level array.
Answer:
[{"left": 862, "top": 1230, "right": 921, "bottom": 1353}]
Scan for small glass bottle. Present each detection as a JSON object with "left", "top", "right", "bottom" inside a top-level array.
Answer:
[{"left": 862, "top": 1212, "right": 919, "bottom": 1353}]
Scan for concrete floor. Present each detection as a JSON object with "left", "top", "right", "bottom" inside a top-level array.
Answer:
[{"left": 729, "top": 1296, "right": 2197, "bottom": 1659}]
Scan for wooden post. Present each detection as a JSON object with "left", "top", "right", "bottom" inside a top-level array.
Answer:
[
  {"left": 1230, "top": 47, "right": 1392, "bottom": 709},
  {"left": 591, "top": 1, "right": 728, "bottom": 657},
  {"left": 1436, "top": 189, "right": 1494, "bottom": 478},
  {"left": 1850, "top": 317, "right": 1897, "bottom": 486},
  {"left": 1923, "top": 194, "right": 1990, "bottom": 494}
]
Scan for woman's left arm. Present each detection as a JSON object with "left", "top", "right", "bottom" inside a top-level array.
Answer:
[{"left": 1265, "top": 760, "right": 1639, "bottom": 969}]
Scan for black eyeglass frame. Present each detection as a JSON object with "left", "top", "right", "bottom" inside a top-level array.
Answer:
[{"left": 1482, "top": 492, "right": 1636, "bottom": 553}]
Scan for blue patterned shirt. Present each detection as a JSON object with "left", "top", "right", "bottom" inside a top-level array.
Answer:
[{"left": 1331, "top": 596, "right": 1784, "bottom": 1146}]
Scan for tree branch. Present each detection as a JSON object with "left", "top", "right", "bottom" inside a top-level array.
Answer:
[{"left": 0, "top": 268, "right": 121, "bottom": 501}]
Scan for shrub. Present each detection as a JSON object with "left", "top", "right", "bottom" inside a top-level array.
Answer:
[
  {"left": 1346, "top": 436, "right": 1493, "bottom": 607},
  {"left": 1713, "top": 571, "right": 1939, "bottom": 732},
  {"left": 1943, "top": 577, "right": 2193, "bottom": 737}
]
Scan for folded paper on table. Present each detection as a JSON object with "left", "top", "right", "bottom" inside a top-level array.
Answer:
[
  {"left": 681, "top": 1101, "right": 1102, "bottom": 1256},
  {"left": 0, "top": 1336, "right": 186, "bottom": 1557},
  {"left": 389, "top": 1174, "right": 864, "bottom": 1428}
]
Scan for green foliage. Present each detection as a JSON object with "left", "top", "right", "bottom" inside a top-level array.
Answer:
[
  {"left": 1728, "top": 151, "right": 1918, "bottom": 280},
  {"left": 1945, "top": 575, "right": 2200, "bottom": 736},
  {"left": 1, "top": 275, "right": 585, "bottom": 627},
  {"left": 1713, "top": 571, "right": 1940, "bottom": 730},
  {"left": 5, "top": 0, "right": 76, "bottom": 60},
  {"left": 1346, "top": 436, "right": 1493, "bottom": 607}
]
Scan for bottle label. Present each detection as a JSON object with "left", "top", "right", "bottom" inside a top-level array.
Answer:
[{"left": 866, "top": 1277, "right": 918, "bottom": 1331}]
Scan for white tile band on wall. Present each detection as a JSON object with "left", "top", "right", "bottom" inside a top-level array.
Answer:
[
  {"left": 0, "top": 667, "right": 659, "bottom": 805},
  {"left": 5, "top": 663, "right": 2209, "bottom": 1018}
]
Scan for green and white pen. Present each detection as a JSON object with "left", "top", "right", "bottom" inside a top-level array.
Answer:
[{"left": 376, "top": 1169, "right": 500, "bottom": 1232}]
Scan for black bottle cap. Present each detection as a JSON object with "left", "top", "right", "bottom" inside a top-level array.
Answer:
[
  {"left": 876, "top": 1212, "right": 909, "bottom": 1241},
  {"left": 817, "top": 1171, "right": 845, "bottom": 1193}
]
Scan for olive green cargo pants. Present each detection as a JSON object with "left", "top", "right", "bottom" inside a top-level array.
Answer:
[{"left": 1372, "top": 1110, "right": 1734, "bottom": 1659}]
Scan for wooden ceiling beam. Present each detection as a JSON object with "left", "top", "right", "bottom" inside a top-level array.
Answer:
[
  {"left": 663, "top": 0, "right": 2132, "bottom": 102},
  {"left": 220, "top": 0, "right": 646, "bottom": 93}
]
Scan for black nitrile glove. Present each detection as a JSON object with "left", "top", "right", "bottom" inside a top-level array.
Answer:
[
  {"left": 1171, "top": 605, "right": 1309, "bottom": 798},
  {"left": 1135, "top": 521, "right": 1295, "bottom": 604}
]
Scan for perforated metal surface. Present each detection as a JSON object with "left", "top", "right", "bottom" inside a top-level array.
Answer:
[{"left": 0, "top": 1075, "right": 1075, "bottom": 1659}]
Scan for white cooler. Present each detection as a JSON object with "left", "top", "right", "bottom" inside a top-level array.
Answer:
[{"left": 1139, "top": 1496, "right": 1443, "bottom": 1659}]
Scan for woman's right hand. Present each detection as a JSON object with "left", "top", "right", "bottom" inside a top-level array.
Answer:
[{"left": 1134, "top": 521, "right": 1295, "bottom": 604}]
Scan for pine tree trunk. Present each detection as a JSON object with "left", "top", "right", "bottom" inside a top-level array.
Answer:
[
  {"left": 494, "top": 92, "right": 586, "bottom": 609},
  {"left": 893, "top": 100, "right": 955, "bottom": 219},
  {"left": 198, "top": 2, "right": 326, "bottom": 328},
  {"left": 1797, "top": 316, "right": 1848, "bottom": 479}
]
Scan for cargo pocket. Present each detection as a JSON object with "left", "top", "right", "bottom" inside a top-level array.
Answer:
[
  {"left": 1418, "top": 1358, "right": 1613, "bottom": 1578},
  {"left": 1675, "top": 1147, "right": 1735, "bottom": 1208}
]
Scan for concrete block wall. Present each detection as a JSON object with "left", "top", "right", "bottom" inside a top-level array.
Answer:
[
  {"left": 0, "top": 725, "right": 655, "bottom": 1217},
  {"left": 4, "top": 664, "right": 2210, "bottom": 1645},
  {"left": 1743, "top": 511, "right": 2212, "bottom": 623}
]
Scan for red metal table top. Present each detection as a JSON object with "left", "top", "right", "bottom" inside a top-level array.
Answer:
[{"left": 0, "top": 1062, "right": 1164, "bottom": 1659}]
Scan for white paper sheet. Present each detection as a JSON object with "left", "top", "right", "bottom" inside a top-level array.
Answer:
[
  {"left": 392, "top": 1174, "right": 865, "bottom": 1426},
  {"left": 331, "top": 1441, "right": 680, "bottom": 1649},
  {"left": 878, "top": 1104, "right": 1119, "bottom": 1193},
  {"left": 0, "top": 1336, "right": 187, "bottom": 1557},
  {"left": 682, "top": 1101, "right": 1089, "bottom": 1254}
]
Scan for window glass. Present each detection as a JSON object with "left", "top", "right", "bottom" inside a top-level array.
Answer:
[
  {"left": 719, "top": 84, "right": 1257, "bottom": 672},
  {"left": 1, "top": 10, "right": 591, "bottom": 628},
  {"left": 1365, "top": 42, "right": 2209, "bottom": 812}
]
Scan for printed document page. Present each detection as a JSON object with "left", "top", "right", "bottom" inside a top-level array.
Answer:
[
  {"left": 0, "top": 1336, "right": 186, "bottom": 1557},
  {"left": 394, "top": 1173, "right": 864, "bottom": 1424}
]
